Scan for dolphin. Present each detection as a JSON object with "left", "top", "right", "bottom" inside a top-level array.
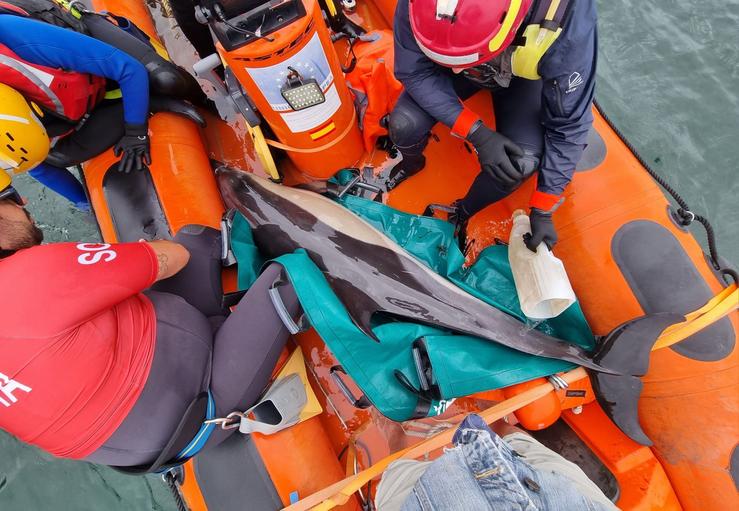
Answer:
[{"left": 217, "top": 167, "right": 683, "bottom": 444}]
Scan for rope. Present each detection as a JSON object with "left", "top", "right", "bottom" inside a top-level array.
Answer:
[
  {"left": 163, "top": 470, "right": 188, "bottom": 511},
  {"left": 593, "top": 99, "right": 736, "bottom": 284}
]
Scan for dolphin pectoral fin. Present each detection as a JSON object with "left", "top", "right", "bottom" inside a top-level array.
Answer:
[
  {"left": 347, "top": 306, "right": 382, "bottom": 343},
  {"left": 589, "top": 312, "right": 684, "bottom": 445},
  {"left": 325, "top": 277, "right": 383, "bottom": 342}
]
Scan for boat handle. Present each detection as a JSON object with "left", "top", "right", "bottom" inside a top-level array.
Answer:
[{"left": 330, "top": 366, "right": 372, "bottom": 409}]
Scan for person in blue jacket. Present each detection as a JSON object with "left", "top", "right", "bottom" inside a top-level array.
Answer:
[
  {"left": 389, "top": 0, "right": 597, "bottom": 251},
  {"left": 0, "top": 8, "right": 151, "bottom": 210}
]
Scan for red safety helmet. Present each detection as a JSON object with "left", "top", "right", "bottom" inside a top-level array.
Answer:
[{"left": 409, "top": 0, "right": 534, "bottom": 69}]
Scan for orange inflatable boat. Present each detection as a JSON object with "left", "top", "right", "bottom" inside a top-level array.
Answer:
[{"left": 82, "top": 1, "right": 738, "bottom": 510}]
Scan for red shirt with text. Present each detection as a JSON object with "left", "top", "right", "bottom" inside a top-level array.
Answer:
[{"left": 0, "top": 242, "right": 158, "bottom": 458}]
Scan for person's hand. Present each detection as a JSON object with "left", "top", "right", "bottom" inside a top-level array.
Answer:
[
  {"left": 113, "top": 123, "right": 151, "bottom": 173},
  {"left": 467, "top": 123, "right": 524, "bottom": 188},
  {"left": 524, "top": 208, "right": 557, "bottom": 252}
]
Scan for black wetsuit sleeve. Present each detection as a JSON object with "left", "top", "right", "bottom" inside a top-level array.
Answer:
[
  {"left": 393, "top": 0, "right": 464, "bottom": 129},
  {"left": 537, "top": 0, "right": 598, "bottom": 196}
]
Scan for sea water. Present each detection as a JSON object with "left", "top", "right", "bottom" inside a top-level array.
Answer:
[{"left": 1, "top": 0, "right": 737, "bottom": 509}]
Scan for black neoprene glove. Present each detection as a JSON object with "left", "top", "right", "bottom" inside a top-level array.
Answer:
[
  {"left": 113, "top": 123, "right": 151, "bottom": 173},
  {"left": 467, "top": 122, "right": 525, "bottom": 188},
  {"left": 524, "top": 208, "right": 558, "bottom": 252}
]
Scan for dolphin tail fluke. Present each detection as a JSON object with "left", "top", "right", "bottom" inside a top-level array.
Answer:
[{"left": 588, "top": 312, "right": 684, "bottom": 445}]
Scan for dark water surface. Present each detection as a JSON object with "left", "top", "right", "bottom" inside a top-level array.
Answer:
[{"left": 1, "top": 1, "right": 737, "bottom": 509}]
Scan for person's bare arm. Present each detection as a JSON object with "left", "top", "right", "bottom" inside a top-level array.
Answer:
[{"left": 146, "top": 240, "right": 190, "bottom": 281}]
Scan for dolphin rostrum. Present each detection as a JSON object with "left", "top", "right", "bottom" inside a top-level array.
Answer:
[{"left": 217, "top": 167, "right": 683, "bottom": 444}]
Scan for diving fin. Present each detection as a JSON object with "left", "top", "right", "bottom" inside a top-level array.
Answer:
[{"left": 588, "top": 312, "right": 684, "bottom": 446}]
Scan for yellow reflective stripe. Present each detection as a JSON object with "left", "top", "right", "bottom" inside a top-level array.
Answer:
[
  {"left": 324, "top": 0, "right": 338, "bottom": 17},
  {"left": 489, "top": 0, "right": 523, "bottom": 53},
  {"left": 545, "top": 0, "right": 562, "bottom": 21},
  {"left": 104, "top": 88, "right": 123, "bottom": 100},
  {"left": 309, "top": 122, "right": 336, "bottom": 140}
]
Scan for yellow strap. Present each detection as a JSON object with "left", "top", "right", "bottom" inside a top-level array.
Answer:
[
  {"left": 324, "top": 0, "right": 338, "bottom": 17},
  {"left": 284, "top": 284, "right": 738, "bottom": 511},
  {"left": 653, "top": 284, "right": 738, "bottom": 351},
  {"left": 285, "top": 367, "right": 589, "bottom": 511},
  {"left": 511, "top": 0, "right": 564, "bottom": 80},
  {"left": 149, "top": 38, "right": 171, "bottom": 61},
  {"left": 545, "top": 0, "right": 562, "bottom": 20},
  {"left": 104, "top": 88, "right": 123, "bottom": 100},
  {"left": 248, "top": 124, "right": 281, "bottom": 181}
]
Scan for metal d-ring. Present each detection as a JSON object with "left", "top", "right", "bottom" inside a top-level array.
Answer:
[{"left": 548, "top": 374, "right": 569, "bottom": 390}]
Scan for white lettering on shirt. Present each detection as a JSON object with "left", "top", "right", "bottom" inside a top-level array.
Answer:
[
  {"left": 0, "top": 371, "right": 32, "bottom": 408},
  {"left": 76, "top": 243, "right": 117, "bottom": 265}
]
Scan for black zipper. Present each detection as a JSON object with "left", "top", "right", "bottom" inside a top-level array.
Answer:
[{"left": 552, "top": 79, "right": 565, "bottom": 116}]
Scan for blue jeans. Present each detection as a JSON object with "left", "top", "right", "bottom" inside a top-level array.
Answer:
[{"left": 398, "top": 415, "right": 614, "bottom": 511}]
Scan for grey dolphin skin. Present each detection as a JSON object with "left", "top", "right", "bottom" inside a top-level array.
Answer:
[{"left": 216, "top": 167, "right": 683, "bottom": 445}]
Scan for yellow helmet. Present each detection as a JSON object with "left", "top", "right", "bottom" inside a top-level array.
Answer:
[
  {"left": 1, "top": 168, "right": 10, "bottom": 191},
  {"left": 0, "top": 83, "right": 50, "bottom": 175}
]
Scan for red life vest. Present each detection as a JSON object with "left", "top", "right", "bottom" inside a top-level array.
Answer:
[
  {"left": 0, "top": 2, "right": 106, "bottom": 123},
  {"left": 345, "top": 30, "right": 403, "bottom": 152},
  {"left": 0, "top": 44, "right": 106, "bottom": 123}
]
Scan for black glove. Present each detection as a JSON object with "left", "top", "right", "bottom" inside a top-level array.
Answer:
[
  {"left": 524, "top": 208, "right": 557, "bottom": 252},
  {"left": 467, "top": 123, "right": 524, "bottom": 188},
  {"left": 113, "top": 123, "right": 151, "bottom": 173}
]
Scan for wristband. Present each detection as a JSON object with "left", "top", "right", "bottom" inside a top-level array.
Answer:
[
  {"left": 451, "top": 108, "right": 481, "bottom": 138},
  {"left": 529, "top": 190, "right": 563, "bottom": 212}
]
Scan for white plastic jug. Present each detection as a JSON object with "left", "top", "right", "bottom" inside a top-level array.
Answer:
[{"left": 508, "top": 210, "right": 577, "bottom": 320}]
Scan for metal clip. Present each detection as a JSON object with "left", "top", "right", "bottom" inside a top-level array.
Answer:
[
  {"left": 337, "top": 173, "right": 362, "bottom": 199},
  {"left": 68, "top": 1, "right": 92, "bottom": 15},
  {"left": 333, "top": 168, "right": 382, "bottom": 199},
  {"left": 203, "top": 411, "right": 244, "bottom": 430},
  {"left": 220, "top": 209, "right": 238, "bottom": 267}
]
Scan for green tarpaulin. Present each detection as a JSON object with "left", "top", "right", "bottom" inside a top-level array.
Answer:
[{"left": 231, "top": 195, "right": 594, "bottom": 421}]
